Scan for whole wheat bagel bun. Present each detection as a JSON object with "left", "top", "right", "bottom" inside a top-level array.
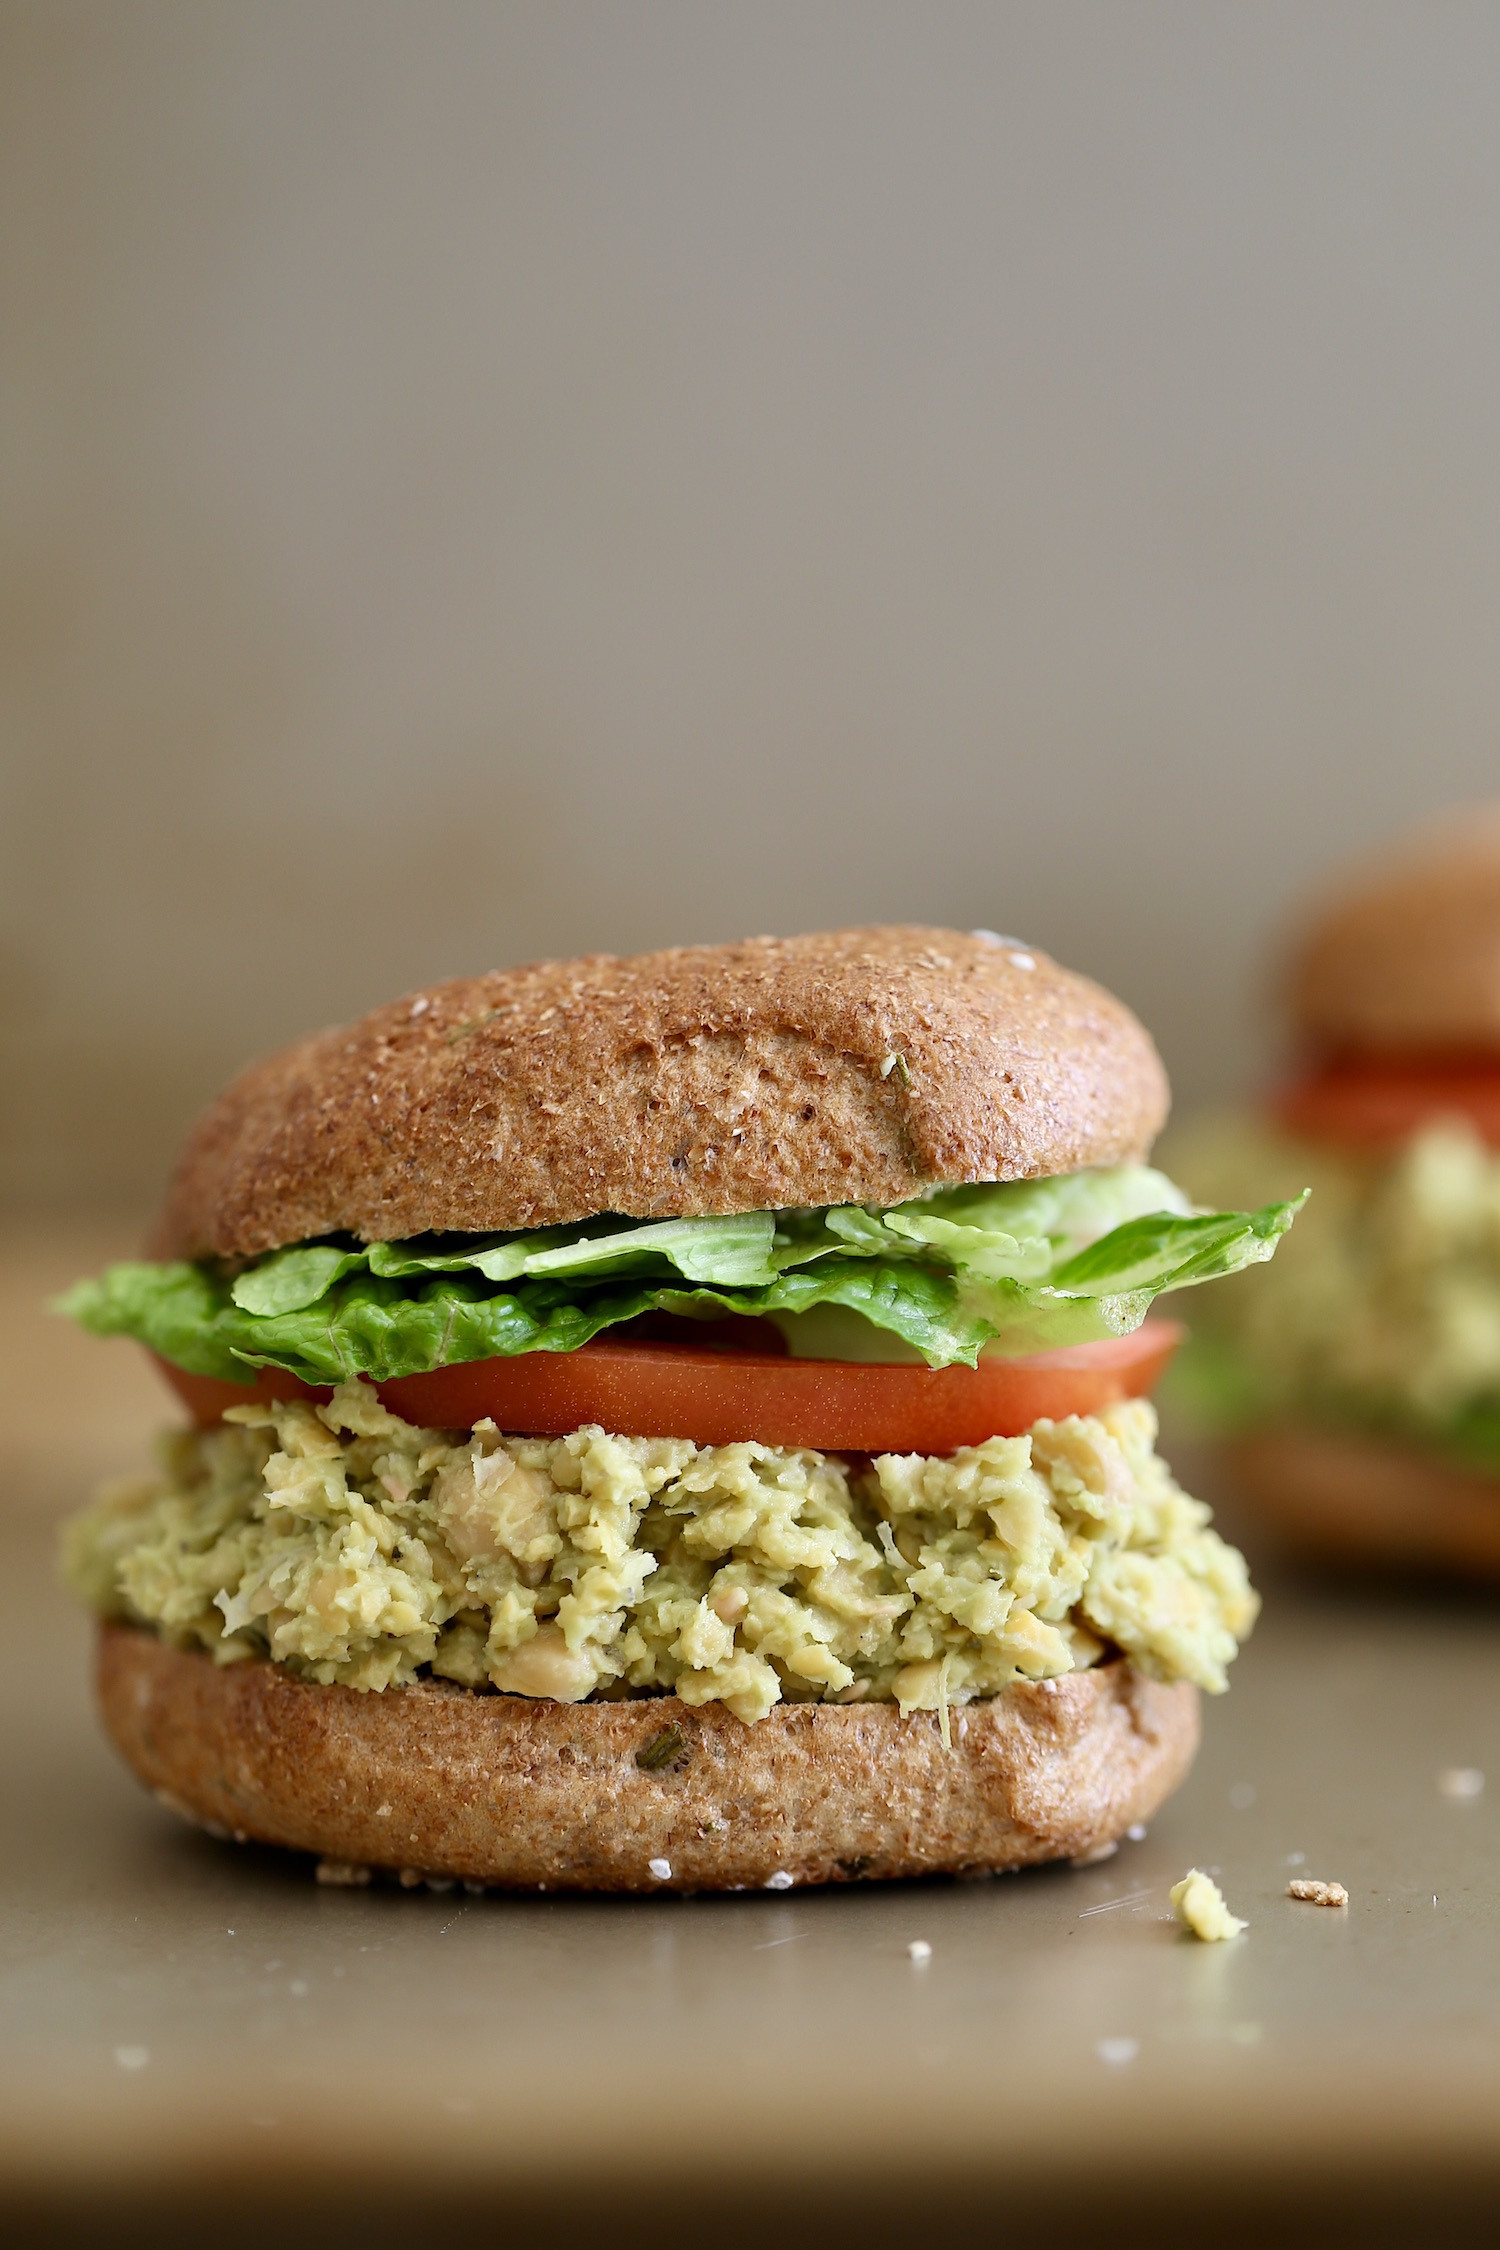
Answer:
[
  {"left": 98, "top": 1623, "right": 1198, "bottom": 1891},
  {"left": 1286, "top": 805, "right": 1500, "bottom": 1055},
  {"left": 150, "top": 926, "right": 1169, "bottom": 1261},
  {"left": 1229, "top": 1426, "right": 1500, "bottom": 1582}
]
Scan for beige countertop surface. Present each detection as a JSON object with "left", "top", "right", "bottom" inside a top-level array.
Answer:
[{"left": 4, "top": 1222, "right": 1500, "bottom": 2240}]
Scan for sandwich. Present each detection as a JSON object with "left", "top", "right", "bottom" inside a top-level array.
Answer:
[
  {"left": 61, "top": 926, "right": 1293, "bottom": 1891},
  {"left": 1171, "top": 808, "right": 1500, "bottom": 1577}
]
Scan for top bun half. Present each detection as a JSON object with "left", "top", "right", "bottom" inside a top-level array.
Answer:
[
  {"left": 1286, "top": 806, "right": 1500, "bottom": 1055},
  {"left": 151, "top": 927, "right": 1169, "bottom": 1261}
]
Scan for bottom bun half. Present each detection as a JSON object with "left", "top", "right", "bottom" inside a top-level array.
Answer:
[
  {"left": 98, "top": 1622, "right": 1198, "bottom": 1893},
  {"left": 1229, "top": 1426, "right": 1500, "bottom": 1582}
]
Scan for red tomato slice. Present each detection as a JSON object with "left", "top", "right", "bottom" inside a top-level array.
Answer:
[
  {"left": 1273, "top": 1056, "right": 1500, "bottom": 1149},
  {"left": 154, "top": 1320, "right": 1182, "bottom": 1453}
]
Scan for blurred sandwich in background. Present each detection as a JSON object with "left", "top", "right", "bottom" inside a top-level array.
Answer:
[{"left": 1170, "top": 805, "right": 1500, "bottom": 1580}]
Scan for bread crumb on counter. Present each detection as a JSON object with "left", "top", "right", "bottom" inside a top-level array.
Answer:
[
  {"left": 1170, "top": 1867, "right": 1246, "bottom": 1941},
  {"left": 315, "top": 1858, "right": 372, "bottom": 1887},
  {"left": 1288, "top": 1878, "right": 1348, "bottom": 1907}
]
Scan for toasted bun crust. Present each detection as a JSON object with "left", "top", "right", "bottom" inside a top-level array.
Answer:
[
  {"left": 1287, "top": 806, "right": 1500, "bottom": 1054},
  {"left": 1229, "top": 1426, "right": 1500, "bottom": 1581},
  {"left": 150, "top": 927, "right": 1169, "bottom": 1259},
  {"left": 98, "top": 1624, "right": 1199, "bottom": 1891}
]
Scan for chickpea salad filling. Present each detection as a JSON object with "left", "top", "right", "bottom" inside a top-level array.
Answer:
[{"left": 65, "top": 1381, "right": 1257, "bottom": 1723}]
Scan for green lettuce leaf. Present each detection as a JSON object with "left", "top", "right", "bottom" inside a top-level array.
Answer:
[
  {"left": 1046, "top": 1195, "right": 1303, "bottom": 1295},
  {"left": 57, "top": 1167, "right": 1305, "bottom": 1386},
  {"left": 61, "top": 1261, "right": 246, "bottom": 1380},
  {"left": 250, "top": 1210, "right": 780, "bottom": 1294},
  {"left": 59, "top": 1256, "right": 993, "bottom": 1386},
  {"left": 231, "top": 1244, "right": 367, "bottom": 1315}
]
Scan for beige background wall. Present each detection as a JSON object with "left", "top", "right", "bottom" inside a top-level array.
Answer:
[{"left": 5, "top": 1, "right": 1500, "bottom": 1212}]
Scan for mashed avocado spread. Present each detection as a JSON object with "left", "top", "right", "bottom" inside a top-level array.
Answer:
[
  {"left": 64, "top": 1383, "right": 1257, "bottom": 1720},
  {"left": 1167, "top": 1116, "right": 1500, "bottom": 1469}
]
